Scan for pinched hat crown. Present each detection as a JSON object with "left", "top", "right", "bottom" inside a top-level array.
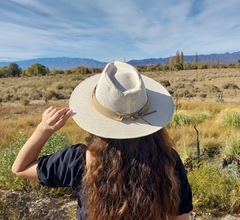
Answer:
[{"left": 95, "top": 61, "right": 147, "bottom": 115}]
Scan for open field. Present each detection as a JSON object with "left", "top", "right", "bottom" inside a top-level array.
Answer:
[
  {"left": 1, "top": 68, "right": 240, "bottom": 106},
  {"left": 1, "top": 68, "right": 239, "bottom": 148},
  {"left": 0, "top": 68, "right": 240, "bottom": 219}
]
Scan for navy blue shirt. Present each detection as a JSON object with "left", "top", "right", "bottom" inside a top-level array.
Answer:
[{"left": 37, "top": 144, "right": 193, "bottom": 219}]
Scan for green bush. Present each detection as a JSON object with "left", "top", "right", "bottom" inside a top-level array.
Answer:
[
  {"left": 0, "top": 133, "right": 27, "bottom": 189},
  {"left": 219, "top": 108, "right": 240, "bottom": 129},
  {"left": 194, "top": 112, "right": 210, "bottom": 124},
  {"left": 40, "top": 132, "right": 68, "bottom": 156},
  {"left": 171, "top": 110, "right": 210, "bottom": 126},
  {"left": 224, "top": 136, "right": 240, "bottom": 158},
  {"left": 188, "top": 164, "right": 240, "bottom": 213},
  {"left": 0, "top": 132, "right": 69, "bottom": 195},
  {"left": 171, "top": 111, "right": 193, "bottom": 126}
]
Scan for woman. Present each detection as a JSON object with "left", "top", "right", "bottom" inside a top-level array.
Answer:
[{"left": 12, "top": 61, "right": 192, "bottom": 220}]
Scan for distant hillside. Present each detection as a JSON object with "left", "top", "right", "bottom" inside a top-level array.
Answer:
[
  {"left": 0, "top": 51, "right": 239, "bottom": 70},
  {"left": 128, "top": 51, "right": 240, "bottom": 66},
  {"left": 0, "top": 57, "right": 107, "bottom": 70}
]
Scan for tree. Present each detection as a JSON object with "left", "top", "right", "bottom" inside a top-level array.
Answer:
[
  {"left": 194, "top": 52, "right": 198, "bottom": 65},
  {"left": 74, "top": 66, "right": 91, "bottom": 74},
  {"left": 25, "top": 63, "right": 49, "bottom": 76},
  {"left": 175, "top": 51, "right": 180, "bottom": 64},
  {"left": 168, "top": 56, "right": 175, "bottom": 71},
  {"left": 0, "top": 66, "right": 11, "bottom": 77},
  {"left": 180, "top": 52, "right": 184, "bottom": 65},
  {"left": 236, "top": 59, "right": 240, "bottom": 68},
  {"left": 8, "top": 62, "right": 21, "bottom": 77}
]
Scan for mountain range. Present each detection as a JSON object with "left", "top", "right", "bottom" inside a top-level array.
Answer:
[{"left": 0, "top": 51, "right": 239, "bottom": 70}]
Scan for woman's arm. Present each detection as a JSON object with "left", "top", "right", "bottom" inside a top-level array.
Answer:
[{"left": 11, "top": 106, "right": 72, "bottom": 181}]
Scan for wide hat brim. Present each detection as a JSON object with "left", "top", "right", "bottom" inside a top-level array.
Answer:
[{"left": 69, "top": 74, "right": 174, "bottom": 139}]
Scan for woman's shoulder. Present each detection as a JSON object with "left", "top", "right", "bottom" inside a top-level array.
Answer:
[
  {"left": 41, "top": 143, "right": 87, "bottom": 162},
  {"left": 67, "top": 143, "right": 87, "bottom": 157},
  {"left": 37, "top": 143, "right": 87, "bottom": 188},
  {"left": 54, "top": 143, "right": 88, "bottom": 167}
]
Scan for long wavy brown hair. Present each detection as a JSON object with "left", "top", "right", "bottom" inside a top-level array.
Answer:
[{"left": 83, "top": 128, "right": 180, "bottom": 220}]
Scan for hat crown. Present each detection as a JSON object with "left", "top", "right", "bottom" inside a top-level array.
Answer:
[{"left": 96, "top": 61, "right": 147, "bottom": 114}]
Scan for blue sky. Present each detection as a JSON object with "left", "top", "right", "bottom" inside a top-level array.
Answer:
[{"left": 0, "top": 0, "right": 239, "bottom": 62}]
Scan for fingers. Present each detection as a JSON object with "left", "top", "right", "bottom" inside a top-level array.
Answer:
[
  {"left": 53, "top": 109, "right": 72, "bottom": 130},
  {"left": 44, "top": 106, "right": 69, "bottom": 118},
  {"left": 42, "top": 106, "right": 72, "bottom": 130},
  {"left": 52, "top": 108, "right": 71, "bottom": 120},
  {"left": 44, "top": 106, "right": 57, "bottom": 114},
  {"left": 55, "top": 109, "right": 72, "bottom": 124},
  {"left": 44, "top": 106, "right": 61, "bottom": 117}
]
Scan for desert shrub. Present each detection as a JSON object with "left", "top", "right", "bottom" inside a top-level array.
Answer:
[
  {"left": 223, "top": 83, "right": 239, "bottom": 89},
  {"left": 188, "top": 164, "right": 240, "bottom": 213},
  {"left": 46, "top": 90, "right": 65, "bottom": 100},
  {"left": 71, "top": 76, "right": 83, "bottom": 81},
  {"left": 63, "top": 82, "right": 74, "bottom": 90},
  {"left": 160, "top": 79, "right": 171, "bottom": 87},
  {"left": 224, "top": 135, "right": 240, "bottom": 158},
  {"left": 19, "top": 99, "right": 30, "bottom": 106},
  {"left": 30, "top": 89, "right": 43, "bottom": 100},
  {"left": 0, "top": 132, "right": 68, "bottom": 192},
  {"left": 174, "top": 82, "right": 186, "bottom": 89},
  {"left": 0, "top": 133, "right": 28, "bottom": 189},
  {"left": 199, "top": 93, "right": 207, "bottom": 99},
  {"left": 202, "top": 84, "right": 220, "bottom": 93},
  {"left": 174, "top": 63, "right": 183, "bottom": 71},
  {"left": 203, "top": 141, "right": 222, "bottom": 158},
  {"left": 4, "top": 93, "right": 13, "bottom": 102},
  {"left": 64, "top": 69, "right": 73, "bottom": 74},
  {"left": 54, "top": 70, "right": 65, "bottom": 75},
  {"left": 179, "top": 90, "right": 193, "bottom": 98},
  {"left": 225, "top": 160, "right": 240, "bottom": 179},
  {"left": 219, "top": 108, "right": 240, "bottom": 129},
  {"left": 56, "top": 83, "right": 64, "bottom": 90},
  {"left": 171, "top": 110, "right": 210, "bottom": 126},
  {"left": 46, "top": 90, "right": 57, "bottom": 100},
  {"left": 194, "top": 112, "right": 211, "bottom": 123},
  {"left": 15, "top": 96, "right": 21, "bottom": 101},
  {"left": 171, "top": 111, "right": 193, "bottom": 126}
]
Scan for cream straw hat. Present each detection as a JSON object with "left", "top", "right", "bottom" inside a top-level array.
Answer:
[{"left": 69, "top": 61, "right": 174, "bottom": 139}]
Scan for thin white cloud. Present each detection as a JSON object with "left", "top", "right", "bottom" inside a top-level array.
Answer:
[{"left": 0, "top": 0, "right": 239, "bottom": 62}]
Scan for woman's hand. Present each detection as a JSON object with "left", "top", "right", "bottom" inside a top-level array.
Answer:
[{"left": 39, "top": 106, "right": 72, "bottom": 133}]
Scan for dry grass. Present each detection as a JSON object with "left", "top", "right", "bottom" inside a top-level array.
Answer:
[
  {"left": 143, "top": 68, "right": 240, "bottom": 102},
  {"left": 1, "top": 69, "right": 240, "bottom": 153},
  {"left": 0, "top": 73, "right": 92, "bottom": 103},
  {"left": 168, "top": 101, "right": 240, "bottom": 162},
  {"left": 0, "top": 100, "right": 89, "bottom": 148}
]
